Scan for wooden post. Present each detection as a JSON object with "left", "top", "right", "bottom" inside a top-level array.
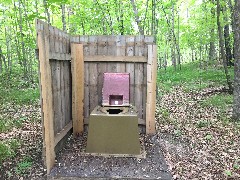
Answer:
[
  {"left": 38, "top": 31, "right": 55, "bottom": 173},
  {"left": 71, "top": 43, "right": 84, "bottom": 136},
  {"left": 146, "top": 45, "right": 157, "bottom": 134}
]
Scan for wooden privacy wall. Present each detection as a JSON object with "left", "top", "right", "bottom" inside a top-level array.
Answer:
[
  {"left": 36, "top": 20, "right": 72, "bottom": 173},
  {"left": 36, "top": 19, "right": 157, "bottom": 174},
  {"left": 71, "top": 35, "right": 156, "bottom": 133}
]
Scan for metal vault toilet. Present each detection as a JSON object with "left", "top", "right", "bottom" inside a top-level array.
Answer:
[{"left": 86, "top": 73, "right": 141, "bottom": 155}]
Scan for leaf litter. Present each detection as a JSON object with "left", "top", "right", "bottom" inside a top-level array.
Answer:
[
  {"left": 156, "top": 85, "right": 240, "bottom": 179},
  {"left": 0, "top": 85, "right": 239, "bottom": 179}
]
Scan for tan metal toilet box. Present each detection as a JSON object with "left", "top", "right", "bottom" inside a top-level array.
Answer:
[{"left": 86, "top": 106, "right": 141, "bottom": 155}]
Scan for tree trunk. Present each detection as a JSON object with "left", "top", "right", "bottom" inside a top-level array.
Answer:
[
  {"left": 209, "top": 3, "right": 216, "bottom": 61},
  {"left": 171, "top": 2, "right": 176, "bottom": 70},
  {"left": 217, "top": 0, "right": 233, "bottom": 92},
  {"left": 177, "top": 9, "right": 181, "bottom": 70},
  {"left": 224, "top": 24, "right": 234, "bottom": 66},
  {"left": 61, "top": 4, "right": 67, "bottom": 32},
  {"left": 151, "top": 0, "right": 156, "bottom": 35},
  {"left": 130, "top": 0, "right": 144, "bottom": 35},
  {"left": 143, "top": 0, "right": 149, "bottom": 34},
  {"left": 223, "top": 5, "right": 234, "bottom": 66},
  {"left": 43, "top": 0, "right": 51, "bottom": 24},
  {"left": 233, "top": 0, "right": 240, "bottom": 120},
  {"left": 18, "top": 0, "right": 27, "bottom": 78}
]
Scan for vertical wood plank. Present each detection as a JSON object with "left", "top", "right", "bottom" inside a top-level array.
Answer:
[
  {"left": 116, "top": 36, "right": 126, "bottom": 73},
  {"left": 80, "top": 36, "right": 90, "bottom": 122},
  {"left": 61, "top": 62, "right": 66, "bottom": 129},
  {"left": 38, "top": 31, "right": 55, "bottom": 173},
  {"left": 126, "top": 36, "right": 135, "bottom": 105},
  {"left": 80, "top": 35, "right": 89, "bottom": 55},
  {"left": 134, "top": 63, "right": 143, "bottom": 118},
  {"left": 49, "top": 26, "right": 54, "bottom": 53},
  {"left": 97, "top": 36, "right": 107, "bottom": 105},
  {"left": 65, "top": 61, "right": 71, "bottom": 124},
  {"left": 146, "top": 45, "right": 157, "bottom": 134},
  {"left": 54, "top": 28, "right": 59, "bottom": 53},
  {"left": 135, "top": 36, "right": 145, "bottom": 119},
  {"left": 58, "top": 30, "right": 63, "bottom": 53},
  {"left": 51, "top": 60, "right": 61, "bottom": 135},
  {"left": 71, "top": 43, "right": 84, "bottom": 136},
  {"left": 88, "top": 36, "right": 98, "bottom": 113},
  {"left": 143, "top": 63, "right": 147, "bottom": 126}
]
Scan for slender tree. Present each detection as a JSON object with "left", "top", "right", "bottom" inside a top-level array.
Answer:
[
  {"left": 233, "top": 0, "right": 240, "bottom": 120},
  {"left": 216, "top": 0, "right": 233, "bottom": 92}
]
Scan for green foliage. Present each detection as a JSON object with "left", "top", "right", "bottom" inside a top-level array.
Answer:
[
  {"left": 174, "top": 129, "right": 182, "bottom": 137},
  {"left": 200, "top": 94, "right": 233, "bottom": 110},
  {"left": 15, "top": 156, "right": 32, "bottom": 175},
  {"left": 161, "top": 108, "right": 170, "bottom": 119},
  {"left": 196, "top": 120, "right": 210, "bottom": 128},
  {"left": 224, "top": 170, "right": 232, "bottom": 177},
  {"left": 0, "top": 139, "right": 20, "bottom": 163},
  {"left": 205, "top": 134, "right": 212, "bottom": 140},
  {"left": 158, "top": 62, "right": 234, "bottom": 92},
  {"left": 0, "top": 71, "right": 39, "bottom": 105}
]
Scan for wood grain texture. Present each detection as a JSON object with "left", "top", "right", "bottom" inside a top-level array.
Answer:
[
  {"left": 50, "top": 60, "right": 62, "bottom": 135},
  {"left": 126, "top": 36, "right": 135, "bottom": 105},
  {"left": 54, "top": 120, "right": 73, "bottom": 146},
  {"left": 38, "top": 31, "right": 55, "bottom": 174},
  {"left": 71, "top": 43, "right": 84, "bottom": 136},
  {"left": 146, "top": 45, "right": 157, "bottom": 134},
  {"left": 84, "top": 55, "right": 147, "bottom": 62}
]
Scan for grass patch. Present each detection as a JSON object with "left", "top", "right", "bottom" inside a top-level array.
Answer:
[
  {"left": 200, "top": 94, "right": 233, "bottom": 110},
  {"left": 0, "top": 139, "right": 21, "bottom": 163},
  {"left": 0, "top": 88, "right": 39, "bottom": 105},
  {"left": 15, "top": 156, "right": 33, "bottom": 175},
  {"left": 158, "top": 62, "right": 234, "bottom": 92},
  {"left": 0, "top": 117, "right": 26, "bottom": 133},
  {"left": 0, "top": 71, "right": 39, "bottom": 105}
]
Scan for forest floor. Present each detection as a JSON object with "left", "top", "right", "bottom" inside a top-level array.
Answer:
[{"left": 0, "top": 62, "right": 240, "bottom": 179}]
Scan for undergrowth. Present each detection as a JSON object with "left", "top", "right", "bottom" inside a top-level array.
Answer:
[
  {"left": 0, "top": 71, "right": 39, "bottom": 105},
  {"left": 158, "top": 61, "right": 234, "bottom": 92}
]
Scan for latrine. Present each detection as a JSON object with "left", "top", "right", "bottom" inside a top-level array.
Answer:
[{"left": 36, "top": 20, "right": 157, "bottom": 174}]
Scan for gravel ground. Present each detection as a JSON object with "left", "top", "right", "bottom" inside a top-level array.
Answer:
[{"left": 49, "top": 133, "right": 172, "bottom": 179}]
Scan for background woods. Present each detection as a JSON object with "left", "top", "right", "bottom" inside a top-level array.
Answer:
[
  {"left": 1, "top": 0, "right": 240, "bottom": 179},
  {"left": 0, "top": 0, "right": 237, "bottom": 77}
]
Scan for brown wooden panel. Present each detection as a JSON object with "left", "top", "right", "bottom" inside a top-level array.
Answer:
[
  {"left": 65, "top": 61, "right": 72, "bottom": 125},
  {"left": 146, "top": 45, "right": 157, "bottom": 134},
  {"left": 84, "top": 55, "right": 147, "bottom": 62},
  {"left": 71, "top": 36, "right": 80, "bottom": 43},
  {"left": 143, "top": 63, "right": 147, "bottom": 122},
  {"left": 54, "top": 27, "right": 60, "bottom": 53},
  {"left": 88, "top": 62, "right": 98, "bottom": 113},
  {"left": 49, "top": 26, "right": 55, "bottom": 53},
  {"left": 84, "top": 62, "right": 90, "bottom": 121},
  {"left": 54, "top": 120, "right": 73, "bottom": 146},
  {"left": 126, "top": 36, "right": 135, "bottom": 105},
  {"left": 38, "top": 31, "right": 55, "bottom": 174},
  {"left": 97, "top": 63, "right": 107, "bottom": 105},
  {"left": 88, "top": 36, "right": 98, "bottom": 113},
  {"left": 49, "top": 52, "right": 71, "bottom": 61},
  {"left": 81, "top": 36, "right": 90, "bottom": 124},
  {"left": 50, "top": 60, "right": 62, "bottom": 135},
  {"left": 134, "top": 63, "right": 144, "bottom": 119},
  {"left": 96, "top": 36, "right": 108, "bottom": 105},
  {"left": 60, "top": 62, "right": 65, "bottom": 130},
  {"left": 71, "top": 43, "right": 84, "bottom": 136},
  {"left": 97, "top": 35, "right": 108, "bottom": 55}
]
